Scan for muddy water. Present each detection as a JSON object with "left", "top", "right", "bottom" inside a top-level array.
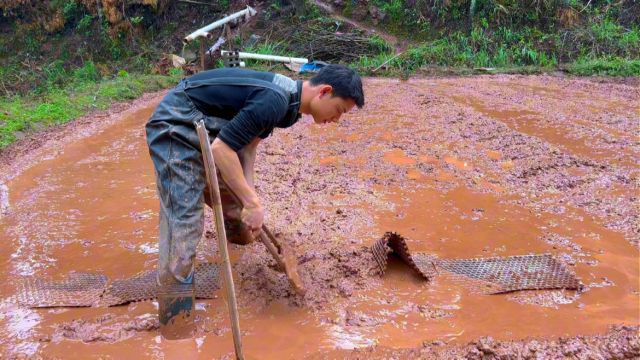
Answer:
[{"left": 0, "top": 76, "right": 638, "bottom": 358}]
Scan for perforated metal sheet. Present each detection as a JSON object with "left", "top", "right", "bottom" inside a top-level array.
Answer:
[
  {"left": 373, "top": 232, "right": 581, "bottom": 294},
  {"left": 12, "top": 263, "right": 220, "bottom": 308},
  {"left": 12, "top": 272, "right": 108, "bottom": 307},
  {"left": 194, "top": 262, "right": 221, "bottom": 298},
  {"left": 436, "top": 254, "right": 581, "bottom": 294},
  {"left": 100, "top": 262, "right": 220, "bottom": 306},
  {"left": 371, "top": 234, "right": 391, "bottom": 274},
  {"left": 99, "top": 268, "right": 159, "bottom": 307},
  {"left": 373, "top": 232, "right": 438, "bottom": 279}
]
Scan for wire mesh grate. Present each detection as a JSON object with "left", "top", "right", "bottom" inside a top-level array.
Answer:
[
  {"left": 10, "top": 263, "right": 220, "bottom": 308},
  {"left": 373, "top": 232, "right": 581, "bottom": 294},
  {"left": 12, "top": 273, "right": 108, "bottom": 307}
]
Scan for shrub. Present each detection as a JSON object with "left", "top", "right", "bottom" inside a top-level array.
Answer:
[{"left": 72, "top": 61, "right": 100, "bottom": 84}]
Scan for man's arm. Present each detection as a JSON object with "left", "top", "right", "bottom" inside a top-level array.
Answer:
[
  {"left": 212, "top": 137, "right": 263, "bottom": 237},
  {"left": 237, "top": 137, "right": 261, "bottom": 190}
]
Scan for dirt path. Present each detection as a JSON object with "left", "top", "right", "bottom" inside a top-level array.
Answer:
[
  {"left": 313, "top": 0, "right": 407, "bottom": 53},
  {"left": 0, "top": 75, "right": 638, "bottom": 359}
]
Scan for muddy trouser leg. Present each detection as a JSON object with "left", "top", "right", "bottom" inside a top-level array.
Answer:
[{"left": 146, "top": 99, "right": 206, "bottom": 340}]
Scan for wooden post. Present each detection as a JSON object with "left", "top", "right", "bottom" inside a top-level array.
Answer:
[
  {"left": 200, "top": 39, "right": 206, "bottom": 71},
  {"left": 225, "top": 23, "right": 233, "bottom": 50},
  {"left": 195, "top": 120, "right": 244, "bottom": 360}
]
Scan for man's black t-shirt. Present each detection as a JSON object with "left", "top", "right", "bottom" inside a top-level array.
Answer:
[{"left": 183, "top": 68, "right": 302, "bottom": 151}]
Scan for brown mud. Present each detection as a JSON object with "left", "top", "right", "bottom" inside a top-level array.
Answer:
[{"left": 0, "top": 75, "right": 638, "bottom": 359}]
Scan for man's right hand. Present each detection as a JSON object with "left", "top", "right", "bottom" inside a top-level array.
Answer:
[
  {"left": 241, "top": 204, "right": 264, "bottom": 239},
  {"left": 212, "top": 137, "right": 264, "bottom": 238}
]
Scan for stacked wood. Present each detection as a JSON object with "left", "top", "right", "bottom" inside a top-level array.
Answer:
[{"left": 263, "top": 20, "right": 389, "bottom": 63}]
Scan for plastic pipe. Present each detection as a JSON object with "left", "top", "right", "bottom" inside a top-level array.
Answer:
[
  {"left": 184, "top": 6, "right": 257, "bottom": 43},
  {"left": 220, "top": 51, "right": 308, "bottom": 64}
]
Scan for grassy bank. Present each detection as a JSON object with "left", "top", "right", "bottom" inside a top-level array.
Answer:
[
  {"left": 352, "top": 17, "right": 639, "bottom": 77},
  {"left": 0, "top": 63, "right": 182, "bottom": 150},
  {"left": 356, "top": 51, "right": 640, "bottom": 78}
]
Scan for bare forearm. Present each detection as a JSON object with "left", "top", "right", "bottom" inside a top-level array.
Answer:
[
  {"left": 212, "top": 138, "right": 260, "bottom": 208},
  {"left": 238, "top": 138, "right": 259, "bottom": 189}
]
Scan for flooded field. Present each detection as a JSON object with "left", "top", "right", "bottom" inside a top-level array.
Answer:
[{"left": 0, "top": 75, "right": 638, "bottom": 359}]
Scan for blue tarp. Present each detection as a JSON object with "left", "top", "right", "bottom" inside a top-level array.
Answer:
[{"left": 299, "top": 61, "right": 328, "bottom": 74}]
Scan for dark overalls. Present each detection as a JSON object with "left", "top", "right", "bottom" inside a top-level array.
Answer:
[{"left": 145, "top": 71, "right": 300, "bottom": 339}]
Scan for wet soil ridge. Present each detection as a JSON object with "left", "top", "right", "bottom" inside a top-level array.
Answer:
[
  {"left": 7, "top": 263, "right": 220, "bottom": 308},
  {"left": 374, "top": 232, "right": 581, "bottom": 294},
  {"left": 324, "top": 325, "right": 640, "bottom": 359},
  {"left": 440, "top": 79, "right": 640, "bottom": 247}
]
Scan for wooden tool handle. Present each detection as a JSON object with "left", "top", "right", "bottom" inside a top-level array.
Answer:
[
  {"left": 215, "top": 173, "right": 286, "bottom": 268},
  {"left": 195, "top": 121, "right": 244, "bottom": 360}
]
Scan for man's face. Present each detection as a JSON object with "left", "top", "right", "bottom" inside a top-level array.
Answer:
[{"left": 309, "top": 86, "right": 356, "bottom": 124}]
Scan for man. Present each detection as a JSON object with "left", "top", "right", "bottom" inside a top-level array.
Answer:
[{"left": 145, "top": 64, "right": 364, "bottom": 339}]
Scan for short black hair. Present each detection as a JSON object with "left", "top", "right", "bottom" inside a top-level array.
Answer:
[{"left": 309, "top": 64, "right": 364, "bottom": 108}]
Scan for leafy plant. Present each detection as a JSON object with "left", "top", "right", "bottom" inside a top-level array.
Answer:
[
  {"left": 43, "top": 60, "right": 68, "bottom": 88},
  {"left": 72, "top": 61, "right": 100, "bottom": 83},
  {"left": 62, "top": 0, "right": 79, "bottom": 20},
  {"left": 130, "top": 16, "right": 144, "bottom": 26},
  {"left": 368, "top": 35, "right": 391, "bottom": 53},
  {"left": 77, "top": 14, "right": 93, "bottom": 32}
]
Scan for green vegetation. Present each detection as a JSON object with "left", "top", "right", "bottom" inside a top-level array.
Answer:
[
  {"left": 566, "top": 57, "right": 640, "bottom": 77},
  {"left": 0, "top": 63, "right": 182, "bottom": 149},
  {"left": 353, "top": 0, "right": 639, "bottom": 76},
  {"left": 0, "top": 0, "right": 191, "bottom": 149}
]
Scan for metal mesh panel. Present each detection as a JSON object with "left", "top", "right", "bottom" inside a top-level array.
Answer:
[
  {"left": 11, "top": 263, "right": 220, "bottom": 308},
  {"left": 194, "top": 262, "right": 221, "bottom": 299},
  {"left": 412, "top": 253, "right": 440, "bottom": 279},
  {"left": 375, "top": 232, "right": 438, "bottom": 280},
  {"left": 99, "top": 269, "right": 158, "bottom": 307},
  {"left": 12, "top": 273, "right": 108, "bottom": 307},
  {"left": 100, "top": 263, "right": 221, "bottom": 307},
  {"left": 371, "top": 235, "right": 390, "bottom": 274},
  {"left": 372, "top": 232, "right": 581, "bottom": 294},
  {"left": 435, "top": 254, "right": 581, "bottom": 294}
]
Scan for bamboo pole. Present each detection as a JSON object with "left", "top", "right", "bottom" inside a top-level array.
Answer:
[{"left": 195, "top": 120, "right": 244, "bottom": 360}]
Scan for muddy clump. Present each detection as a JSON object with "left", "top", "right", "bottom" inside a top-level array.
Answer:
[
  {"left": 52, "top": 314, "right": 159, "bottom": 343},
  {"left": 235, "top": 244, "right": 380, "bottom": 309}
]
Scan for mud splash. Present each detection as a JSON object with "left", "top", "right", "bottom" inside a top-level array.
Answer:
[{"left": 0, "top": 75, "right": 638, "bottom": 358}]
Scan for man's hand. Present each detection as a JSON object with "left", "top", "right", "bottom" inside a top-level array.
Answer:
[{"left": 241, "top": 204, "right": 264, "bottom": 238}]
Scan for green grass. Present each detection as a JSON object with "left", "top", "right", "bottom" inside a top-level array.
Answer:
[
  {"left": 566, "top": 57, "right": 640, "bottom": 77},
  {"left": 0, "top": 65, "right": 182, "bottom": 150},
  {"left": 353, "top": 22, "right": 638, "bottom": 77}
]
